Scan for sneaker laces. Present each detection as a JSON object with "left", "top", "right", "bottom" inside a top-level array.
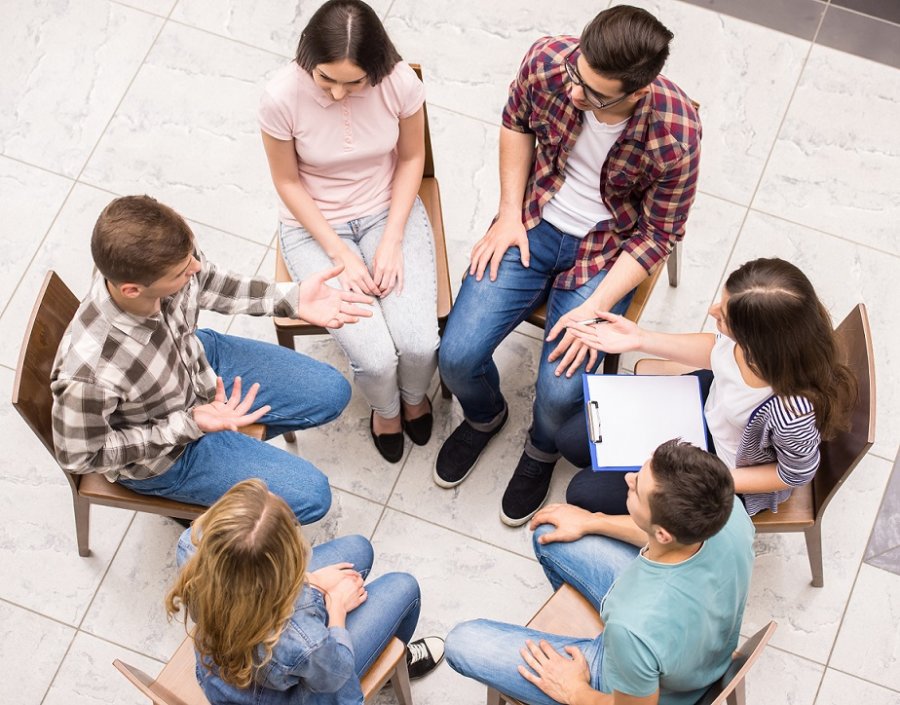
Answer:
[
  {"left": 516, "top": 455, "right": 552, "bottom": 479},
  {"left": 407, "top": 640, "right": 430, "bottom": 665}
]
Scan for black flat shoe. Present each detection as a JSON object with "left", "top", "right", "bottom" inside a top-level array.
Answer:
[
  {"left": 402, "top": 397, "right": 433, "bottom": 446},
  {"left": 370, "top": 411, "right": 404, "bottom": 463}
]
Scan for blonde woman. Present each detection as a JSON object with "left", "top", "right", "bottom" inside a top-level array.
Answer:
[{"left": 167, "top": 480, "right": 443, "bottom": 704}]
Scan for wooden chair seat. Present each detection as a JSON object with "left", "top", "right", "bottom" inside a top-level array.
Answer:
[
  {"left": 749, "top": 484, "right": 815, "bottom": 530},
  {"left": 115, "top": 634, "right": 411, "bottom": 705}
]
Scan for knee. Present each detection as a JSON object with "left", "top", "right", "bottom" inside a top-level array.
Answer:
[
  {"left": 380, "top": 571, "right": 420, "bottom": 604},
  {"left": 351, "top": 347, "right": 398, "bottom": 381},
  {"left": 444, "top": 620, "right": 484, "bottom": 673},
  {"left": 532, "top": 524, "right": 554, "bottom": 561},
  {"left": 292, "top": 471, "right": 332, "bottom": 524},
  {"left": 342, "top": 534, "right": 374, "bottom": 574},
  {"left": 438, "top": 332, "right": 478, "bottom": 383}
]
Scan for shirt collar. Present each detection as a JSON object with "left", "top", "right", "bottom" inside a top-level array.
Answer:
[{"left": 91, "top": 273, "right": 160, "bottom": 345}]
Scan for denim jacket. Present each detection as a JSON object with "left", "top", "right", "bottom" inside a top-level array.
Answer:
[{"left": 176, "top": 529, "right": 364, "bottom": 705}]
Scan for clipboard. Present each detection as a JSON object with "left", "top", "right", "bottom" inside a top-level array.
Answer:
[{"left": 582, "top": 373, "right": 708, "bottom": 472}]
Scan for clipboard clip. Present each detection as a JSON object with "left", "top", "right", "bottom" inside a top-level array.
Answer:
[{"left": 586, "top": 400, "right": 603, "bottom": 444}]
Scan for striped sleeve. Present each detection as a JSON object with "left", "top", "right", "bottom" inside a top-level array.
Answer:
[{"left": 771, "top": 396, "right": 821, "bottom": 487}]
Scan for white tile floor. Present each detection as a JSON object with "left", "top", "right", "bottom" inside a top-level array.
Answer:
[{"left": 1, "top": 1, "right": 898, "bottom": 704}]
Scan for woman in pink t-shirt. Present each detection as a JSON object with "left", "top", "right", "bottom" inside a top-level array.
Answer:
[{"left": 259, "top": 0, "right": 439, "bottom": 463}]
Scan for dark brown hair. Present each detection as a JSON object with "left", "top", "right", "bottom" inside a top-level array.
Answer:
[
  {"left": 580, "top": 5, "right": 674, "bottom": 94},
  {"left": 723, "top": 258, "right": 857, "bottom": 440},
  {"left": 648, "top": 440, "right": 734, "bottom": 545},
  {"left": 295, "top": 0, "right": 401, "bottom": 86},
  {"left": 91, "top": 195, "right": 194, "bottom": 285}
]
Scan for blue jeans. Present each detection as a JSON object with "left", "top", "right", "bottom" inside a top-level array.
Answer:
[
  {"left": 308, "top": 536, "right": 421, "bottom": 675},
  {"left": 445, "top": 525, "right": 638, "bottom": 703},
  {"left": 439, "top": 220, "right": 633, "bottom": 457},
  {"left": 119, "top": 329, "right": 350, "bottom": 523}
]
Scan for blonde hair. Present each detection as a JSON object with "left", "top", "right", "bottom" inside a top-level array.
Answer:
[{"left": 165, "top": 479, "right": 310, "bottom": 688}]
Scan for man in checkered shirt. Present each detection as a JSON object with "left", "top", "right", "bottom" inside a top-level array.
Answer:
[
  {"left": 436, "top": 6, "right": 702, "bottom": 526},
  {"left": 50, "top": 195, "right": 371, "bottom": 522}
]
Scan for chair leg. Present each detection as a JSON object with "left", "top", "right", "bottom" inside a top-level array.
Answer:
[
  {"left": 390, "top": 655, "right": 413, "bottom": 705},
  {"left": 73, "top": 494, "right": 91, "bottom": 557},
  {"left": 602, "top": 353, "right": 621, "bottom": 375},
  {"left": 667, "top": 243, "right": 680, "bottom": 287},
  {"left": 804, "top": 524, "right": 825, "bottom": 588},
  {"left": 486, "top": 687, "right": 503, "bottom": 705},
  {"left": 440, "top": 374, "right": 452, "bottom": 399},
  {"left": 275, "top": 328, "right": 295, "bottom": 350},
  {"left": 283, "top": 431, "right": 297, "bottom": 444},
  {"left": 726, "top": 679, "right": 746, "bottom": 705}
]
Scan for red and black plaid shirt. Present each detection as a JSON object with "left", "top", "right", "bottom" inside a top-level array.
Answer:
[{"left": 502, "top": 36, "right": 702, "bottom": 289}]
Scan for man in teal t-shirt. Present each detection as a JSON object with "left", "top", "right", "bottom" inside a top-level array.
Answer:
[{"left": 445, "top": 440, "right": 755, "bottom": 705}]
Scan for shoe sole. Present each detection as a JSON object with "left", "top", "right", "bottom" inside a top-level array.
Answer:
[
  {"left": 498, "top": 486, "right": 551, "bottom": 527},
  {"left": 432, "top": 414, "right": 507, "bottom": 489}
]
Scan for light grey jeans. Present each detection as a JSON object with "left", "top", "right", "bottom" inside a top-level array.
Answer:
[{"left": 280, "top": 197, "right": 440, "bottom": 418}]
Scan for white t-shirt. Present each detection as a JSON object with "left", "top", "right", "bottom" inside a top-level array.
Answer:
[
  {"left": 541, "top": 111, "right": 627, "bottom": 237},
  {"left": 704, "top": 335, "right": 773, "bottom": 470}
]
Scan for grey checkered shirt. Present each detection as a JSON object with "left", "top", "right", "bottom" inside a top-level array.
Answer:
[{"left": 50, "top": 252, "right": 300, "bottom": 482}]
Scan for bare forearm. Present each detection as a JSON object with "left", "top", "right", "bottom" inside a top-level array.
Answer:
[
  {"left": 497, "top": 126, "right": 535, "bottom": 218},
  {"left": 585, "top": 514, "right": 647, "bottom": 548},
  {"left": 383, "top": 154, "right": 424, "bottom": 240},
  {"left": 276, "top": 180, "right": 347, "bottom": 259},
  {"left": 585, "top": 252, "right": 648, "bottom": 314},
  {"left": 631, "top": 328, "right": 715, "bottom": 369},
  {"left": 731, "top": 463, "right": 791, "bottom": 494}
]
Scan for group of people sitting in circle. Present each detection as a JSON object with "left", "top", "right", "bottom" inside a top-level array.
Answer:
[{"left": 47, "top": 1, "right": 859, "bottom": 704}]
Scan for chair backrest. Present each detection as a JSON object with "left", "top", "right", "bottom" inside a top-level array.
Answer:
[
  {"left": 695, "top": 621, "right": 777, "bottom": 705},
  {"left": 11, "top": 270, "right": 79, "bottom": 457},
  {"left": 812, "top": 304, "right": 876, "bottom": 521},
  {"left": 409, "top": 64, "right": 434, "bottom": 178},
  {"left": 116, "top": 633, "right": 405, "bottom": 705},
  {"left": 114, "top": 635, "right": 209, "bottom": 705}
]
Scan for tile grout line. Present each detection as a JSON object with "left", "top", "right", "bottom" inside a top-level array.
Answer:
[
  {"left": 697, "top": 3, "right": 830, "bottom": 333},
  {"left": 34, "top": 10, "right": 176, "bottom": 696},
  {"left": 827, "top": 2, "right": 900, "bottom": 29},
  {"left": 38, "top": 510, "right": 138, "bottom": 705},
  {"left": 0, "top": 0, "right": 170, "bottom": 325},
  {"left": 816, "top": 480, "right": 892, "bottom": 703},
  {"left": 0, "top": 595, "right": 80, "bottom": 631}
]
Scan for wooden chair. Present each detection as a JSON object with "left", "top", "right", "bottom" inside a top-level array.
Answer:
[
  {"left": 11, "top": 271, "right": 265, "bottom": 557},
  {"left": 114, "top": 633, "right": 412, "bottom": 705},
  {"left": 272, "top": 63, "right": 453, "bottom": 410},
  {"left": 634, "top": 304, "right": 876, "bottom": 587},
  {"left": 487, "top": 584, "right": 775, "bottom": 705}
]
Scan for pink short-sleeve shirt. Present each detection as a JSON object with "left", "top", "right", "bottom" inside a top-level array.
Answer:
[{"left": 259, "top": 61, "right": 425, "bottom": 226}]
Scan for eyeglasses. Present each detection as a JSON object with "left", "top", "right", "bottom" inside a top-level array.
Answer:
[{"left": 563, "top": 47, "right": 631, "bottom": 110}]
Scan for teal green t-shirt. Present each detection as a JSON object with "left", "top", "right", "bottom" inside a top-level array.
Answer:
[{"left": 599, "top": 502, "right": 755, "bottom": 704}]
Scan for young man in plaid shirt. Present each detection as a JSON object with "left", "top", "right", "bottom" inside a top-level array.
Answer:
[
  {"left": 436, "top": 6, "right": 702, "bottom": 525},
  {"left": 50, "top": 195, "right": 371, "bottom": 522}
]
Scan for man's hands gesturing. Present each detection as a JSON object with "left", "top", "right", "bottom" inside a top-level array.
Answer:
[{"left": 192, "top": 376, "right": 270, "bottom": 433}]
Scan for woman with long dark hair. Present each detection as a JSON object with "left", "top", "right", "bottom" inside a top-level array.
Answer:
[
  {"left": 554, "top": 257, "right": 857, "bottom": 516},
  {"left": 259, "top": 0, "right": 439, "bottom": 463}
]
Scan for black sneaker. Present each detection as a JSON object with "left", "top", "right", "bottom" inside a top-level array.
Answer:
[
  {"left": 500, "top": 452, "right": 556, "bottom": 527},
  {"left": 406, "top": 636, "right": 445, "bottom": 679},
  {"left": 433, "top": 407, "right": 508, "bottom": 488}
]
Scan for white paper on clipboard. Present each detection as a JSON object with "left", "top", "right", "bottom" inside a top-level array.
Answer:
[{"left": 582, "top": 374, "right": 708, "bottom": 472}]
